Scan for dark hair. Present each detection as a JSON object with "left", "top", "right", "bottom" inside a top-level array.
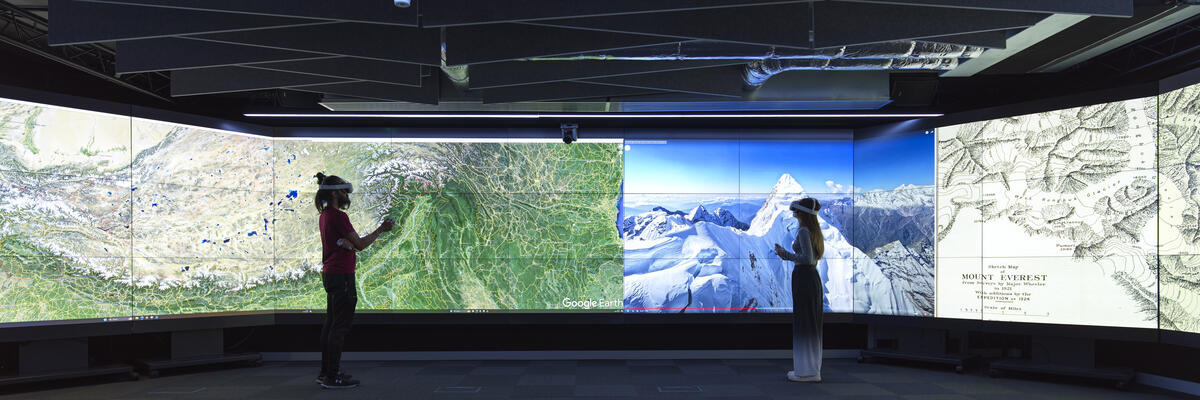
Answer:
[
  {"left": 314, "top": 173, "right": 350, "bottom": 212},
  {"left": 795, "top": 198, "right": 824, "bottom": 260}
]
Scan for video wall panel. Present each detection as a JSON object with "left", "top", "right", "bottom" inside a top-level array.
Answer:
[
  {"left": 1159, "top": 81, "right": 1200, "bottom": 334},
  {"left": 3, "top": 74, "right": 1200, "bottom": 336},
  {"left": 852, "top": 131, "right": 936, "bottom": 317},
  {"left": 935, "top": 97, "right": 1160, "bottom": 328},
  {"left": 0, "top": 98, "right": 132, "bottom": 324},
  {"left": 270, "top": 139, "right": 625, "bottom": 312},
  {"left": 621, "top": 139, "right": 856, "bottom": 313}
]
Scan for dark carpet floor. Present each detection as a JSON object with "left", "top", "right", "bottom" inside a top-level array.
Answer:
[{"left": 2, "top": 358, "right": 1193, "bottom": 399}]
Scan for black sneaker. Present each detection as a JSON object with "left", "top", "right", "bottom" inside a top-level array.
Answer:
[
  {"left": 321, "top": 375, "right": 359, "bottom": 389},
  {"left": 315, "top": 373, "right": 352, "bottom": 384}
]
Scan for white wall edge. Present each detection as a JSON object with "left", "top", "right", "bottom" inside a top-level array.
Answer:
[{"left": 262, "top": 349, "right": 859, "bottom": 362}]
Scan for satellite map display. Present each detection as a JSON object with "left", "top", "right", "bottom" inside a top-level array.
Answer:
[
  {"left": 0, "top": 98, "right": 132, "bottom": 322},
  {"left": 0, "top": 96, "right": 624, "bottom": 324},
  {"left": 271, "top": 139, "right": 624, "bottom": 312}
]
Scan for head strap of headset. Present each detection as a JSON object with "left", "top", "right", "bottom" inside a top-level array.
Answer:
[{"left": 319, "top": 182, "right": 354, "bottom": 193}]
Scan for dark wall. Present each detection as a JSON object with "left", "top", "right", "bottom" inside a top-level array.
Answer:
[{"left": 224, "top": 323, "right": 867, "bottom": 354}]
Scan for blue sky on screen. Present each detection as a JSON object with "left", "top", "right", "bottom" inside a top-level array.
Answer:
[
  {"left": 853, "top": 130, "right": 935, "bottom": 191},
  {"left": 738, "top": 140, "right": 852, "bottom": 194},
  {"left": 623, "top": 139, "right": 853, "bottom": 195}
]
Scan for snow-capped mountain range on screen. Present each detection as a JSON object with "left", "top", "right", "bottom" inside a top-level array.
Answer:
[{"left": 622, "top": 174, "right": 934, "bottom": 316}]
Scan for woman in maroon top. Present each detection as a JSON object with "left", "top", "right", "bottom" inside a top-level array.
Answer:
[{"left": 313, "top": 173, "right": 393, "bottom": 389}]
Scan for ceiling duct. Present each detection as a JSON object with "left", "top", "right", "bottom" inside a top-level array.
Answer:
[
  {"left": 527, "top": 40, "right": 985, "bottom": 61},
  {"left": 512, "top": 41, "right": 982, "bottom": 87},
  {"left": 742, "top": 42, "right": 981, "bottom": 86},
  {"left": 441, "top": 42, "right": 469, "bottom": 89},
  {"left": 744, "top": 57, "right": 958, "bottom": 87}
]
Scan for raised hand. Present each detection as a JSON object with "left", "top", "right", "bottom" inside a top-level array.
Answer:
[{"left": 379, "top": 217, "right": 395, "bottom": 232}]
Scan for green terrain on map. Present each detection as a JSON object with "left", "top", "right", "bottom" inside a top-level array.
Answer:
[{"left": 0, "top": 97, "right": 624, "bottom": 324}]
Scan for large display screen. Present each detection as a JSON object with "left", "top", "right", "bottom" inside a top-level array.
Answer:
[
  {"left": 0, "top": 96, "right": 628, "bottom": 325},
  {"left": 0, "top": 98, "right": 132, "bottom": 324},
  {"left": 935, "top": 98, "right": 1159, "bottom": 328},
  {"left": 1159, "top": 81, "right": 1200, "bottom": 334},
  {"left": 4, "top": 78, "right": 1200, "bottom": 335},
  {"left": 271, "top": 139, "right": 625, "bottom": 312},
  {"left": 621, "top": 139, "right": 856, "bottom": 313},
  {"left": 852, "top": 130, "right": 936, "bottom": 317}
]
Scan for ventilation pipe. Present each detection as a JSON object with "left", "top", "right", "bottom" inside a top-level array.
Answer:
[
  {"left": 528, "top": 41, "right": 983, "bottom": 61},
  {"left": 441, "top": 34, "right": 469, "bottom": 89}
]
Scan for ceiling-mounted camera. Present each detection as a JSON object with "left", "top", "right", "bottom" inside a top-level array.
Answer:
[{"left": 561, "top": 123, "right": 579, "bottom": 144}]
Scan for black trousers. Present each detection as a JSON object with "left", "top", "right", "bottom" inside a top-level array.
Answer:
[
  {"left": 320, "top": 273, "right": 357, "bottom": 376},
  {"left": 791, "top": 264, "right": 823, "bottom": 376}
]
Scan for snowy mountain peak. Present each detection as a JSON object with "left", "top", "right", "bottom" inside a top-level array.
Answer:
[
  {"left": 855, "top": 185, "right": 934, "bottom": 209},
  {"left": 749, "top": 174, "right": 809, "bottom": 234},
  {"left": 687, "top": 205, "right": 709, "bottom": 221},
  {"left": 771, "top": 173, "right": 806, "bottom": 195}
]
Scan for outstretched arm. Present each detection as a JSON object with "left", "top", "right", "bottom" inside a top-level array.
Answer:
[{"left": 342, "top": 218, "right": 394, "bottom": 251}]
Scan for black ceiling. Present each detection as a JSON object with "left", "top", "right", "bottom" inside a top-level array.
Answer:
[{"left": 1, "top": 0, "right": 1199, "bottom": 129}]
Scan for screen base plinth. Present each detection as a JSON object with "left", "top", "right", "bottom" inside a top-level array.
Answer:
[
  {"left": 0, "top": 339, "right": 135, "bottom": 387},
  {"left": 858, "top": 350, "right": 974, "bottom": 373},
  {"left": 987, "top": 336, "right": 1134, "bottom": 389},
  {"left": 0, "top": 365, "right": 136, "bottom": 387},
  {"left": 858, "top": 325, "right": 975, "bottom": 373},
  {"left": 131, "top": 329, "right": 260, "bottom": 378}
]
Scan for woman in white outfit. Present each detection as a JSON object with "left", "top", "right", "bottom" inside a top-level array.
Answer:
[{"left": 773, "top": 198, "right": 825, "bottom": 382}]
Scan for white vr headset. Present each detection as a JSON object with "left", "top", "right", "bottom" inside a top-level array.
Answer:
[
  {"left": 319, "top": 182, "right": 354, "bottom": 193},
  {"left": 789, "top": 201, "right": 816, "bottom": 215}
]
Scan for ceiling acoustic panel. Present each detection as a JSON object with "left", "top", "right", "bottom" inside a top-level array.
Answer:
[
  {"left": 292, "top": 78, "right": 440, "bottom": 105},
  {"left": 116, "top": 37, "right": 333, "bottom": 73},
  {"left": 187, "top": 23, "right": 442, "bottom": 65},
  {"left": 481, "top": 82, "right": 663, "bottom": 103},
  {"left": 171, "top": 66, "right": 353, "bottom": 96},
  {"left": 444, "top": 24, "right": 687, "bottom": 65},
  {"left": 469, "top": 59, "right": 747, "bottom": 89},
  {"left": 422, "top": 0, "right": 813, "bottom": 27},
  {"left": 246, "top": 58, "right": 424, "bottom": 87},
  {"left": 75, "top": 0, "right": 421, "bottom": 25},
  {"left": 48, "top": 0, "right": 330, "bottom": 45},
  {"left": 811, "top": 2, "right": 1047, "bottom": 47},
  {"left": 840, "top": 0, "right": 1133, "bottom": 17},
  {"left": 578, "top": 66, "right": 748, "bottom": 97},
  {"left": 525, "top": 3, "right": 816, "bottom": 49}
]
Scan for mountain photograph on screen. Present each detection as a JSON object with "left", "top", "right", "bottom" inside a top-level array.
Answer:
[
  {"left": 620, "top": 139, "right": 860, "bottom": 313},
  {"left": 1158, "top": 81, "right": 1200, "bottom": 334},
  {"left": 851, "top": 131, "right": 936, "bottom": 317},
  {"left": 935, "top": 98, "right": 1159, "bottom": 328}
]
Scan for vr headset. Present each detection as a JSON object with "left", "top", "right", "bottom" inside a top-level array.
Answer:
[
  {"left": 789, "top": 200, "right": 816, "bottom": 215},
  {"left": 319, "top": 182, "right": 354, "bottom": 193}
]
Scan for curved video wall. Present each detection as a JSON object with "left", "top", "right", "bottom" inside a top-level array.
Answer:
[{"left": 1, "top": 78, "right": 1199, "bottom": 336}]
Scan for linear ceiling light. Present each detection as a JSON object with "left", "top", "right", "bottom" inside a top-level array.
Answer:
[{"left": 244, "top": 113, "right": 943, "bottom": 119}]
